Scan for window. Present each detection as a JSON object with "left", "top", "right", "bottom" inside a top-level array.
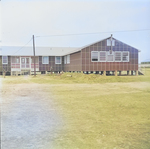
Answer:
[
  {"left": 99, "top": 51, "right": 106, "bottom": 62},
  {"left": 107, "top": 52, "right": 114, "bottom": 62},
  {"left": 42, "top": 56, "right": 49, "bottom": 64},
  {"left": 64, "top": 56, "right": 67, "bottom": 64},
  {"left": 122, "top": 52, "right": 129, "bottom": 62},
  {"left": 55, "top": 56, "right": 61, "bottom": 64},
  {"left": 91, "top": 51, "right": 98, "bottom": 62},
  {"left": 67, "top": 55, "right": 70, "bottom": 64},
  {"left": 115, "top": 52, "right": 122, "bottom": 62},
  {"left": 107, "top": 39, "right": 115, "bottom": 46},
  {"left": 16, "top": 58, "right": 19, "bottom": 63},
  {"left": 22, "top": 58, "right": 25, "bottom": 63},
  {"left": 2, "top": 56, "right": 8, "bottom": 64},
  {"left": 91, "top": 51, "right": 129, "bottom": 62},
  {"left": 112, "top": 40, "right": 115, "bottom": 46},
  {"left": 107, "top": 39, "right": 111, "bottom": 46},
  {"left": 12, "top": 57, "right": 20, "bottom": 63}
]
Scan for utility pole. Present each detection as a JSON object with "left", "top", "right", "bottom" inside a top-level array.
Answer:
[
  {"left": 33, "top": 35, "right": 36, "bottom": 77},
  {"left": 110, "top": 34, "right": 113, "bottom": 54}
]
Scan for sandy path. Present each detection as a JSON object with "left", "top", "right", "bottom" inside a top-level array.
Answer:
[
  {"left": 0, "top": 77, "right": 2, "bottom": 149},
  {"left": 1, "top": 83, "right": 63, "bottom": 149}
]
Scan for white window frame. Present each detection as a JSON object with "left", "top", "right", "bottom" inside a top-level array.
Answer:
[
  {"left": 107, "top": 39, "right": 115, "bottom": 46},
  {"left": 107, "top": 52, "right": 114, "bottom": 62},
  {"left": 64, "top": 56, "right": 66, "bottom": 64},
  {"left": 67, "top": 55, "right": 70, "bottom": 64},
  {"left": 107, "top": 39, "right": 111, "bottom": 46},
  {"left": 91, "top": 51, "right": 99, "bottom": 62},
  {"left": 2, "top": 56, "right": 8, "bottom": 64},
  {"left": 99, "top": 51, "right": 106, "bottom": 62},
  {"left": 42, "top": 56, "right": 49, "bottom": 64},
  {"left": 55, "top": 56, "right": 61, "bottom": 64},
  {"left": 16, "top": 57, "right": 20, "bottom": 63},
  {"left": 122, "top": 51, "right": 129, "bottom": 62},
  {"left": 90, "top": 51, "right": 130, "bottom": 62},
  {"left": 114, "top": 51, "right": 122, "bottom": 62},
  {"left": 112, "top": 40, "right": 115, "bottom": 46}
]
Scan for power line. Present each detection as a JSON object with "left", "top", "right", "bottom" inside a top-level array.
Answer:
[
  {"left": 13, "top": 38, "right": 32, "bottom": 55},
  {"left": 36, "top": 29, "right": 150, "bottom": 38},
  {"left": 9, "top": 28, "right": 150, "bottom": 55}
]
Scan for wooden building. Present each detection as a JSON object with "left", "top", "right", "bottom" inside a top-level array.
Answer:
[
  {"left": 64, "top": 35, "right": 140, "bottom": 75},
  {"left": 0, "top": 35, "right": 140, "bottom": 76}
]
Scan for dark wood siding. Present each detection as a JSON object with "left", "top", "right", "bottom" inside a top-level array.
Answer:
[
  {"left": 3, "top": 56, "right": 11, "bottom": 72},
  {"left": 64, "top": 51, "right": 82, "bottom": 71},
  {"left": 81, "top": 38, "right": 138, "bottom": 71},
  {"left": 39, "top": 56, "right": 64, "bottom": 72},
  {"left": 1, "top": 37, "right": 139, "bottom": 74}
]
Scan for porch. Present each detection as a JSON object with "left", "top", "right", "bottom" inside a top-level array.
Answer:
[{"left": 11, "top": 56, "right": 39, "bottom": 75}]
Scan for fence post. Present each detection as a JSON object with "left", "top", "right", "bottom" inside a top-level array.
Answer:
[
  {"left": 103, "top": 71, "right": 106, "bottom": 76},
  {"left": 3, "top": 69, "right": 6, "bottom": 78}
]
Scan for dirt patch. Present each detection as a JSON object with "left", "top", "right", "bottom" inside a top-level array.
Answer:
[{"left": 1, "top": 83, "right": 63, "bottom": 149}]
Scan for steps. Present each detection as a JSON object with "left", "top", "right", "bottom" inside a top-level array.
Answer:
[{"left": 138, "top": 70, "right": 144, "bottom": 75}]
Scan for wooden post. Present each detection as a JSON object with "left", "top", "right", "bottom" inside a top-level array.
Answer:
[
  {"left": 103, "top": 71, "right": 106, "bottom": 76},
  {"left": 3, "top": 69, "right": 5, "bottom": 78},
  {"left": 115, "top": 70, "right": 117, "bottom": 76},
  {"left": 33, "top": 35, "right": 36, "bottom": 77},
  {"left": 136, "top": 70, "right": 138, "bottom": 76},
  {"left": 3, "top": 72, "right": 5, "bottom": 78},
  {"left": 50, "top": 67, "right": 53, "bottom": 74}
]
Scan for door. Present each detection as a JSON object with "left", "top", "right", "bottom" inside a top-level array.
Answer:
[
  {"left": 21, "top": 57, "right": 30, "bottom": 69},
  {"left": 26, "top": 58, "right": 30, "bottom": 68}
]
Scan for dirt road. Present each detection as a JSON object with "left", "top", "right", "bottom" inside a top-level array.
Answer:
[{"left": 1, "top": 82, "right": 63, "bottom": 149}]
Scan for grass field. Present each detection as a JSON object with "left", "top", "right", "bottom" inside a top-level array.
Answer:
[{"left": 2, "top": 69, "right": 150, "bottom": 149}]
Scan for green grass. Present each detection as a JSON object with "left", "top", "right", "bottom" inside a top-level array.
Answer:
[
  {"left": 51, "top": 82, "right": 150, "bottom": 149},
  {"left": 2, "top": 68, "right": 150, "bottom": 149},
  {"left": 2, "top": 68, "right": 150, "bottom": 84}
]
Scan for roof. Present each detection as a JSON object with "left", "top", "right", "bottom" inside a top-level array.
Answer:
[
  {"left": 64, "top": 37, "right": 110, "bottom": 55},
  {"left": 1, "top": 36, "right": 140, "bottom": 56},
  {"left": 1, "top": 46, "right": 78, "bottom": 56},
  {"left": 64, "top": 36, "right": 140, "bottom": 54},
  {"left": 79, "top": 37, "right": 140, "bottom": 52}
]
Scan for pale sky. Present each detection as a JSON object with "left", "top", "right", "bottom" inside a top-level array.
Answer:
[{"left": 1, "top": 0, "right": 150, "bottom": 62}]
